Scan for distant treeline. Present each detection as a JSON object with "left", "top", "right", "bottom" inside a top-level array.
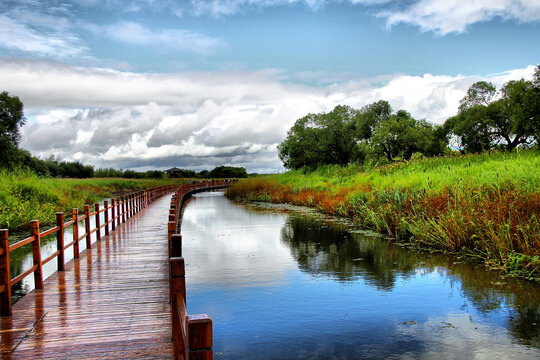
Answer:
[
  {"left": 5, "top": 149, "right": 248, "bottom": 179},
  {"left": 95, "top": 165, "right": 248, "bottom": 179},
  {"left": 1, "top": 91, "right": 249, "bottom": 179}
]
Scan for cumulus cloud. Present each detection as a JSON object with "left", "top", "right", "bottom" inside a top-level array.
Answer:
[
  {"left": 1, "top": 58, "right": 535, "bottom": 172},
  {"left": 380, "top": 0, "right": 540, "bottom": 35}
]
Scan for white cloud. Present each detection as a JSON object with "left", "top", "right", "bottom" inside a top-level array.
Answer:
[
  {"left": 380, "top": 0, "right": 540, "bottom": 35},
  {"left": 0, "top": 14, "right": 87, "bottom": 58},
  {"left": 1, "top": 58, "right": 535, "bottom": 172},
  {"left": 187, "top": 0, "right": 390, "bottom": 17},
  {"left": 99, "top": 21, "right": 225, "bottom": 55}
]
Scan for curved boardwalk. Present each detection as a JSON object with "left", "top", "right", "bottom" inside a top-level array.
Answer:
[{"left": 1, "top": 194, "right": 174, "bottom": 359}]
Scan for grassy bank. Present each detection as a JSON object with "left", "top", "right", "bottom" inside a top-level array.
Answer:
[
  {"left": 227, "top": 150, "right": 540, "bottom": 281},
  {"left": 0, "top": 169, "right": 179, "bottom": 232}
]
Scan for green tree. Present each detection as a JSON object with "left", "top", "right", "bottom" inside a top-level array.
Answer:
[
  {"left": 494, "top": 78, "right": 539, "bottom": 149},
  {"left": 371, "top": 110, "right": 445, "bottom": 162},
  {"left": 458, "top": 81, "right": 497, "bottom": 111},
  {"left": 356, "top": 100, "right": 392, "bottom": 140},
  {"left": 445, "top": 67, "right": 540, "bottom": 152},
  {"left": 278, "top": 105, "right": 360, "bottom": 169},
  {"left": 209, "top": 166, "right": 248, "bottom": 178},
  {"left": 0, "top": 91, "right": 26, "bottom": 168}
]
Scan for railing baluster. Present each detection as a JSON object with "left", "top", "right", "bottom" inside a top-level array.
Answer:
[
  {"left": 84, "top": 205, "right": 91, "bottom": 249},
  {"left": 104, "top": 200, "right": 110, "bottom": 236},
  {"left": 56, "top": 213, "right": 65, "bottom": 271},
  {"left": 95, "top": 203, "right": 101, "bottom": 241},
  {"left": 30, "top": 220, "right": 44, "bottom": 289},
  {"left": 122, "top": 196, "right": 126, "bottom": 223},
  {"left": 0, "top": 229, "right": 11, "bottom": 316},
  {"left": 72, "top": 208, "right": 80, "bottom": 258},
  {"left": 111, "top": 199, "right": 116, "bottom": 231},
  {"left": 117, "top": 197, "right": 121, "bottom": 226}
]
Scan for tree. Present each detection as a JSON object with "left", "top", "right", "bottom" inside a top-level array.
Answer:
[
  {"left": 444, "top": 106, "right": 494, "bottom": 153},
  {"left": 356, "top": 100, "right": 392, "bottom": 140},
  {"left": 370, "top": 110, "right": 446, "bottom": 162},
  {"left": 458, "top": 81, "right": 497, "bottom": 111},
  {"left": 208, "top": 166, "right": 248, "bottom": 178},
  {"left": 445, "top": 67, "right": 540, "bottom": 152},
  {"left": 494, "top": 78, "right": 539, "bottom": 149},
  {"left": 278, "top": 105, "right": 360, "bottom": 169},
  {"left": 0, "top": 91, "right": 26, "bottom": 168}
]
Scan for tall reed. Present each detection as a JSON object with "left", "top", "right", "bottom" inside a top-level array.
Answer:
[{"left": 227, "top": 150, "right": 540, "bottom": 280}]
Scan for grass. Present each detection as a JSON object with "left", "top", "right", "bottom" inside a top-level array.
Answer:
[
  {"left": 0, "top": 169, "right": 179, "bottom": 232},
  {"left": 226, "top": 149, "right": 540, "bottom": 281}
]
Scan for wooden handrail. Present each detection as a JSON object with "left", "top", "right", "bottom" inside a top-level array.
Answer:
[
  {"left": 168, "top": 179, "right": 236, "bottom": 359},
  {"left": 0, "top": 184, "right": 178, "bottom": 317},
  {"left": 9, "top": 236, "right": 36, "bottom": 252}
]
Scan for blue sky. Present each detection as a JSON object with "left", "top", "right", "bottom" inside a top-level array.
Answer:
[{"left": 1, "top": 0, "right": 539, "bottom": 172}]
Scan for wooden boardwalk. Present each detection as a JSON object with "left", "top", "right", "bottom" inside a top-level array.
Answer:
[{"left": 1, "top": 194, "right": 174, "bottom": 359}]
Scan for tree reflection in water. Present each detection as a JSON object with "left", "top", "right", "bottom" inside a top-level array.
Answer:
[{"left": 280, "top": 213, "right": 540, "bottom": 347}]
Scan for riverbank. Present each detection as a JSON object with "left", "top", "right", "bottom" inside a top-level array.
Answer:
[
  {"left": 0, "top": 169, "right": 179, "bottom": 232},
  {"left": 226, "top": 150, "right": 540, "bottom": 281}
]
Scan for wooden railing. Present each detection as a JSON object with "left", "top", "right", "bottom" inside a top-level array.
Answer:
[
  {"left": 0, "top": 184, "right": 176, "bottom": 317},
  {"left": 167, "top": 180, "right": 234, "bottom": 360}
]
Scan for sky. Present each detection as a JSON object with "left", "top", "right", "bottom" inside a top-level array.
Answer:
[{"left": 1, "top": 0, "right": 539, "bottom": 173}]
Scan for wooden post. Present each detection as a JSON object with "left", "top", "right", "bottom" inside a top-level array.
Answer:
[
  {"left": 187, "top": 315, "right": 213, "bottom": 360},
  {"left": 171, "top": 234, "right": 182, "bottom": 258},
  {"left": 0, "top": 229, "right": 12, "bottom": 316},
  {"left": 168, "top": 222, "right": 176, "bottom": 248},
  {"left": 170, "top": 256, "right": 186, "bottom": 298},
  {"left": 170, "top": 257, "right": 187, "bottom": 341},
  {"left": 72, "top": 209, "right": 79, "bottom": 258},
  {"left": 56, "top": 212, "right": 65, "bottom": 271},
  {"left": 95, "top": 203, "right": 101, "bottom": 241},
  {"left": 30, "top": 220, "right": 44, "bottom": 289},
  {"left": 84, "top": 205, "right": 91, "bottom": 249},
  {"left": 122, "top": 196, "right": 126, "bottom": 223},
  {"left": 125, "top": 195, "right": 129, "bottom": 220},
  {"left": 111, "top": 199, "right": 116, "bottom": 231},
  {"left": 104, "top": 200, "right": 110, "bottom": 236},
  {"left": 116, "top": 198, "right": 121, "bottom": 226}
]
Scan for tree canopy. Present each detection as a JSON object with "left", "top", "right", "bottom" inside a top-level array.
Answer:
[
  {"left": 445, "top": 66, "right": 540, "bottom": 152},
  {"left": 278, "top": 102, "right": 448, "bottom": 169},
  {"left": 278, "top": 105, "right": 361, "bottom": 169}
]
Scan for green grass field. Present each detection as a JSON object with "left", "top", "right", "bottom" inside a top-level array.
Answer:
[
  {"left": 227, "top": 149, "right": 540, "bottom": 281},
  {"left": 0, "top": 169, "right": 179, "bottom": 232}
]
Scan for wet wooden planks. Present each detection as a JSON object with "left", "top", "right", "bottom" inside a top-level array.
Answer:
[{"left": 1, "top": 195, "right": 174, "bottom": 359}]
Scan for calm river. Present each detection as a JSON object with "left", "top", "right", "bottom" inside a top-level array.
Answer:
[{"left": 181, "top": 190, "right": 539, "bottom": 359}]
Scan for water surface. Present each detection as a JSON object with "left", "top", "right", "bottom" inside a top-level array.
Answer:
[{"left": 181, "top": 191, "right": 539, "bottom": 359}]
